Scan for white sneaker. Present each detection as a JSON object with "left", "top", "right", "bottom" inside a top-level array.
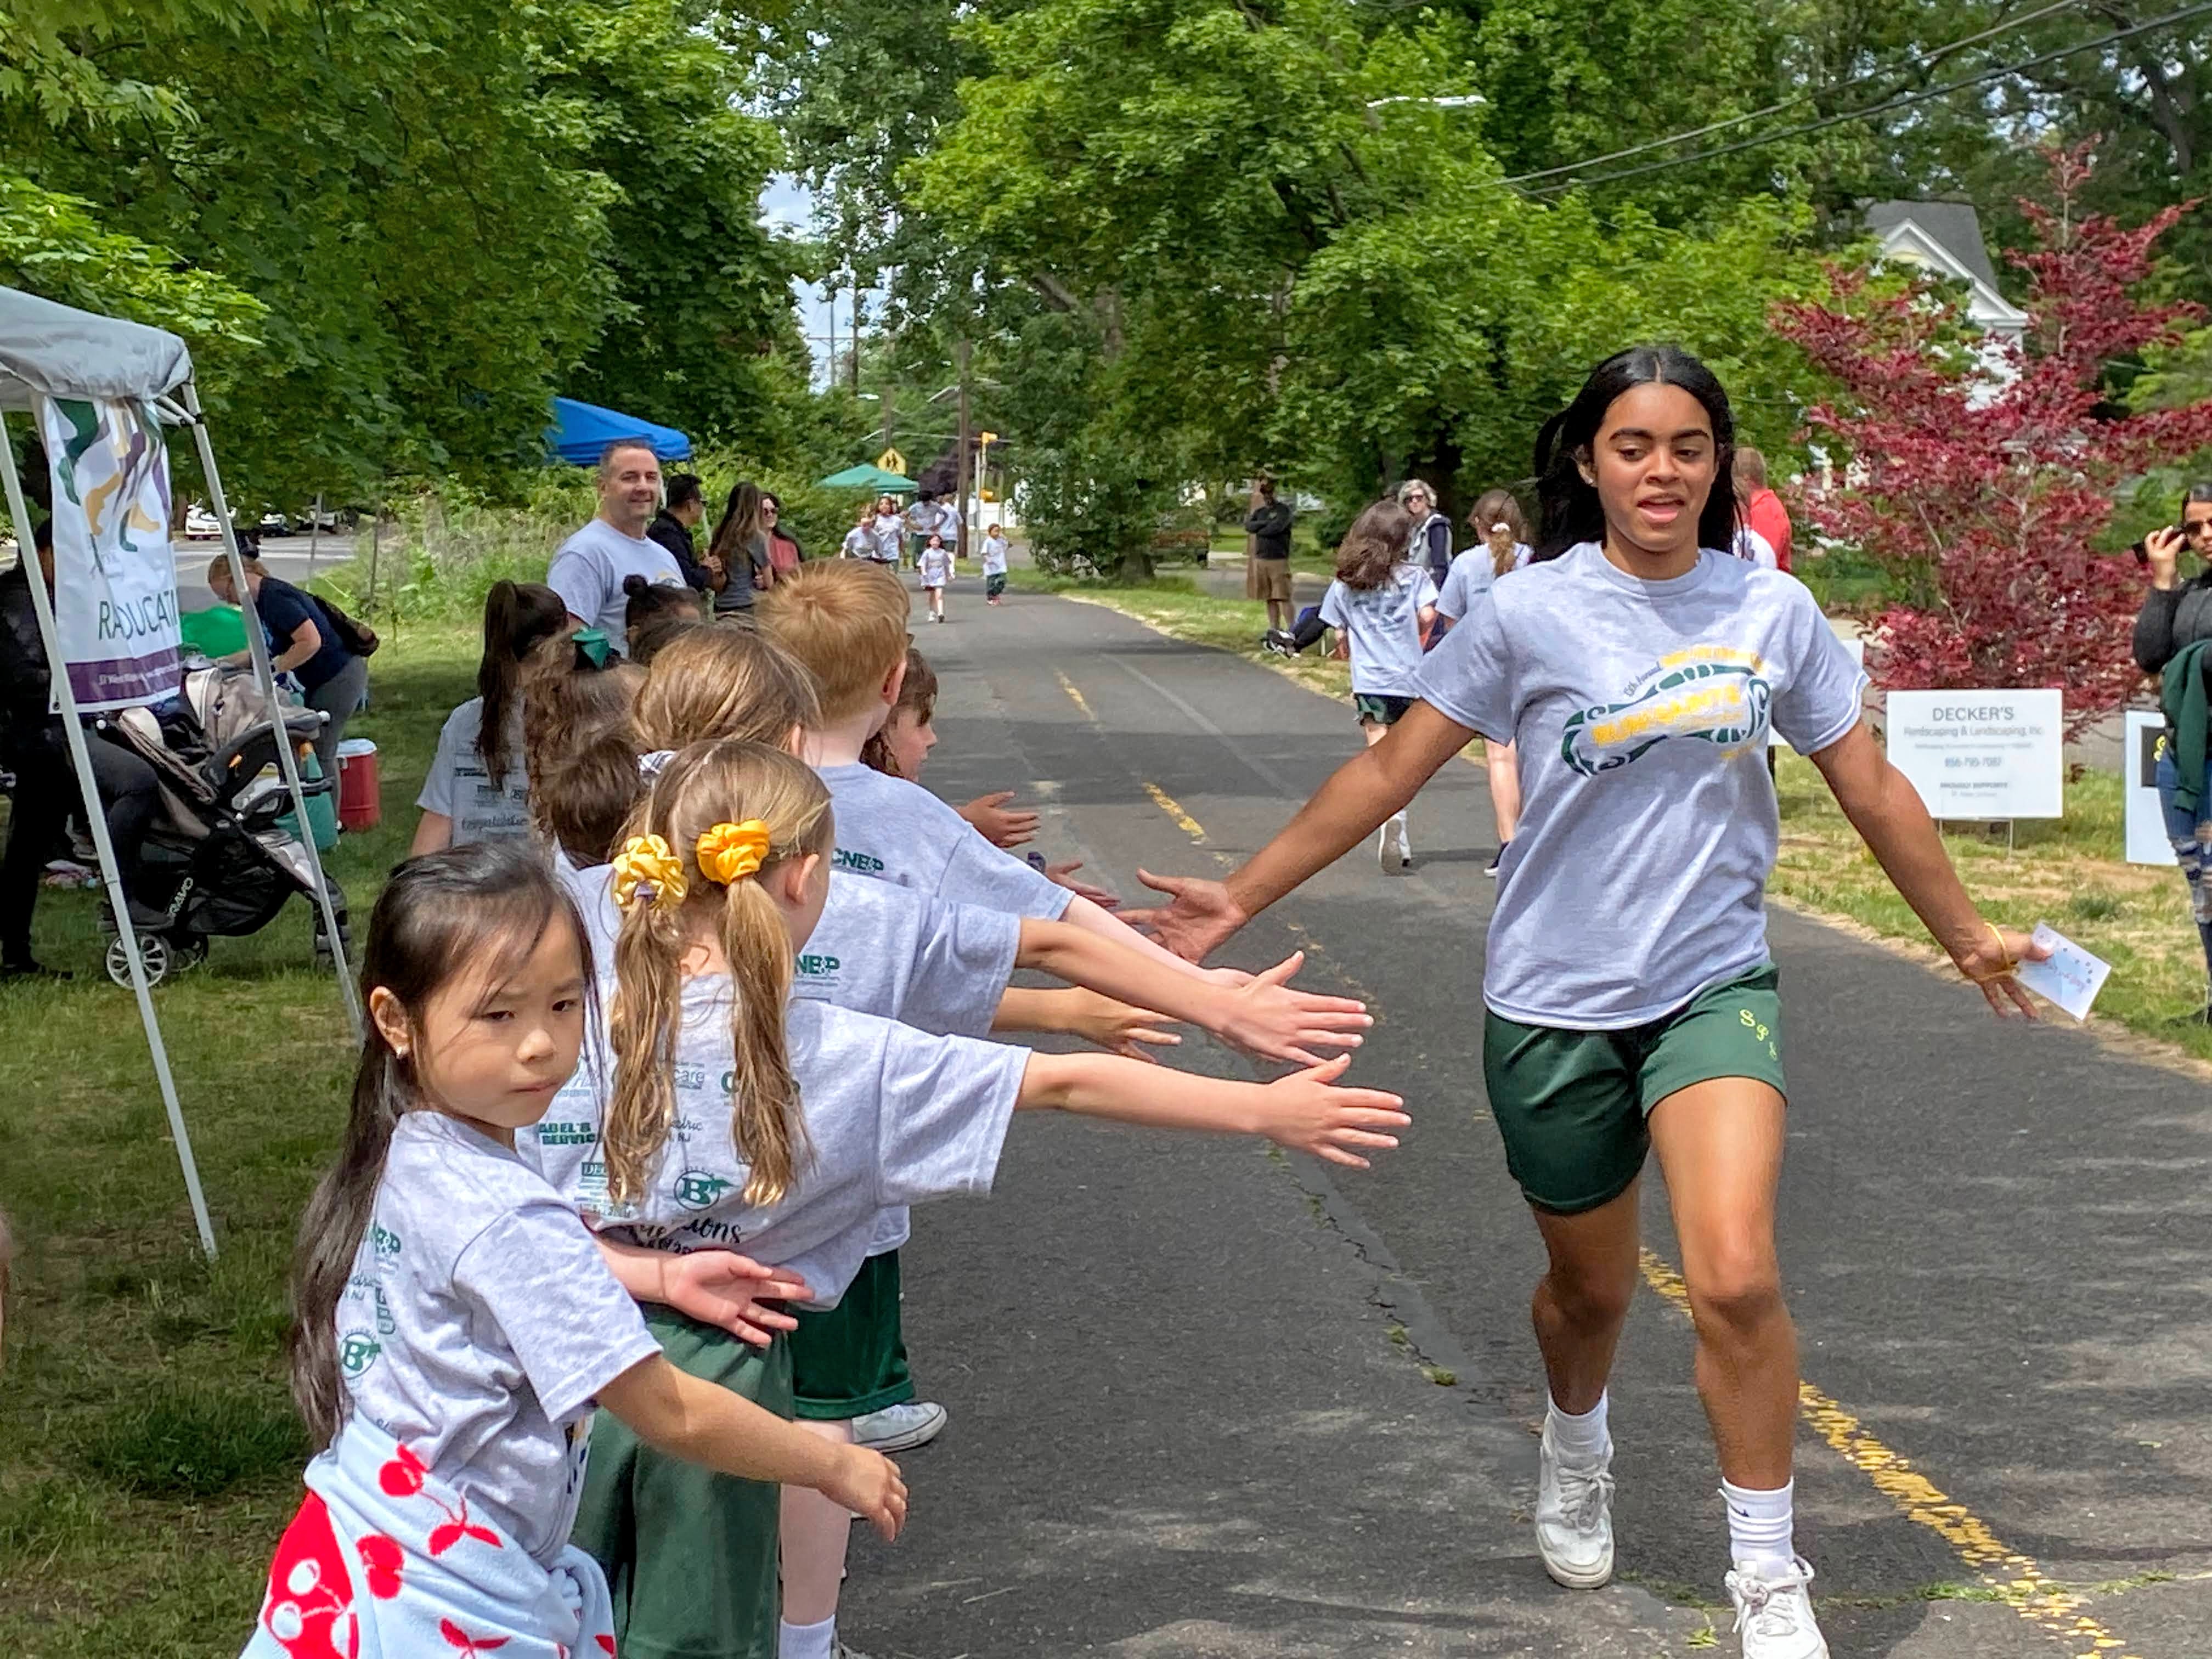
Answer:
[
  {"left": 1724, "top": 1558, "right": 1828, "bottom": 1658},
  {"left": 1376, "top": 817, "right": 1412, "bottom": 874},
  {"left": 850, "top": 1399, "right": 947, "bottom": 1452},
  {"left": 1533, "top": 1422, "right": 1615, "bottom": 1588}
]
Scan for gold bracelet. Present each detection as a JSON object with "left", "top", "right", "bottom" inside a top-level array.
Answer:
[{"left": 1962, "top": 921, "right": 2013, "bottom": 983}]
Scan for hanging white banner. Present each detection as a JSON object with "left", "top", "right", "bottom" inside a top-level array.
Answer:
[{"left": 40, "top": 393, "right": 182, "bottom": 712}]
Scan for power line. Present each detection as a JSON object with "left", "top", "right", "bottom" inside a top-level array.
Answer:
[
  {"left": 1513, "top": 1, "right": 2212, "bottom": 195},
  {"left": 1494, "top": 0, "right": 2087, "bottom": 188}
]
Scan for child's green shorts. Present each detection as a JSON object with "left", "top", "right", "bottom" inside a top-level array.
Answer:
[
  {"left": 790, "top": 1248, "right": 915, "bottom": 1421},
  {"left": 574, "top": 1307, "right": 792, "bottom": 1659},
  {"left": 1481, "top": 964, "right": 1786, "bottom": 1215}
]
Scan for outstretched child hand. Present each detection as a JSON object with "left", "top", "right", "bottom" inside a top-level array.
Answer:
[
  {"left": 1044, "top": 859, "right": 1121, "bottom": 907},
  {"left": 830, "top": 1444, "right": 909, "bottom": 1542},
  {"left": 1217, "top": 950, "right": 1372, "bottom": 1065},
  {"left": 1256, "top": 1053, "right": 1409, "bottom": 1169},
  {"left": 1066, "top": 988, "right": 1183, "bottom": 1061},
  {"left": 960, "top": 791, "right": 1040, "bottom": 848},
  {"left": 662, "top": 1251, "right": 810, "bottom": 1347}
]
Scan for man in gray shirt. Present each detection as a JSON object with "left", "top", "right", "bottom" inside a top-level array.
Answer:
[{"left": 547, "top": 440, "right": 685, "bottom": 652}]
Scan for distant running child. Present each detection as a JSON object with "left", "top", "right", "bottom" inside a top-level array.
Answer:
[
  {"left": 840, "top": 506, "right": 876, "bottom": 561},
  {"left": 527, "top": 740, "right": 1402, "bottom": 1659},
  {"left": 238, "top": 841, "right": 903, "bottom": 1659},
  {"left": 1437, "top": 488, "right": 1536, "bottom": 875},
  {"left": 918, "top": 533, "right": 952, "bottom": 623},
  {"left": 411, "top": 581, "right": 571, "bottom": 855},
  {"left": 981, "top": 523, "right": 1010, "bottom": 604},
  {"left": 1267, "top": 498, "right": 1438, "bottom": 873}
]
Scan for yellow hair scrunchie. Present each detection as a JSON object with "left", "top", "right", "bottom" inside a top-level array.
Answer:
[
  {"left": 612, "top": 834, "right": 689, "bottom": 912},
  {"left": 697, "top": 819, "right": 774, "bottom": 887}
]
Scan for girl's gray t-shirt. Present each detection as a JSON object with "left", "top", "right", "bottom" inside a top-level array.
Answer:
[
  {"left": 523, "top": 993, "right": 1028, "bottom": 1308},
  {"left": 817, "top": 763, "right": 1073, "bottom": 919},
  {"left": 416, "top": 697, "right": 535, "bottom": 847},
  {"left": 337, "top": 1111, "right": 659, "bottom": 1566},
  {"left": 1436, "top": 545, "right": 1534, "bottom": 622},
  {"left": 1412, "top": 542, "right": 1867, "bottom": 1029},
  {"left": 1319, "top": 564, "right": 1440, "bottom": 696}
]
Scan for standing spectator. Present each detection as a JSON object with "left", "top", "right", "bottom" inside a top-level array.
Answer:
[
  {"left": 205, "top": 554, "right": 371, "bottom": 781},
  {"left": 704, "top": 481, "right": 770, "bottom": 616},
  {"left": 647, "top": 472, "right": 713, "bottom": 592},
  {"left": 548, "top": 441, "right": 686, "bottom": 649},
  {"left": 1735, "top": 447, "right": 1793, "bottom": 573},
  {"left": 1397, "top": 478, "right": 1453, "bottom": 588},
  {"left": 2132, "top": 482, "right": 2212, "bottom": 1022},
  {"left": 761, "top": 493, "right": 805, "bottom": 584},
  {"left": 842, "top": 505, "right": 878, "bottom": 560},
  {"left": 870, "top": 496, "right": 905, "bottom": 566},
  {"left": 1243, "top": 478, "right": 1296, "bottom": 633}
]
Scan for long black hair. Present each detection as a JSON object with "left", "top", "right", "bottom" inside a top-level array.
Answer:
[
  {"left": 286, "top": 842, "right": 590, "bottom": 1447},
  {"left": 477, "top": 580, "right": 569, "bottom": 789},
  {"left": 1531, "top": 346, "right": 1737, "bottom": 561}
]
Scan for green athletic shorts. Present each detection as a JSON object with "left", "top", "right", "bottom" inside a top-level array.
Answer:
[
  {"left": 789, "top": 1248, "right": 915, "bottom": 1421},
  {"left": 1481, "top": 964, "right": 1786, "bottom": 1215},
  {"left": 573, "top": 1307, "right": 792, "bottom": 1659}
]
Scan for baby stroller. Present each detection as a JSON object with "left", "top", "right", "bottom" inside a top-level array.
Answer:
[{"left": 87, "top": 664, "right": 351, "bottom": 986}]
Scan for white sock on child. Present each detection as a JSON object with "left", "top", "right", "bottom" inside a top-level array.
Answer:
[
  {"left": 779, "top": 1614, "right": 837, "bottom": 1659},
  {"left": 1545, "top": 1390, "right": 1610, "bottom": 1463},
  {"left": 1720, "top": 1477, "right": 1795, "bottom": 1571}
]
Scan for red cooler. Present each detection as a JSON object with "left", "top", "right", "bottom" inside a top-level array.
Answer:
[{"left": 336, "top": 738, "right": 382, "bottom": 832}]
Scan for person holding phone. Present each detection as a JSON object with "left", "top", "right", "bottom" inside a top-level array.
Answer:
[{"left": 2131, "top": 482, "right": 2212, "bottom": 1022}]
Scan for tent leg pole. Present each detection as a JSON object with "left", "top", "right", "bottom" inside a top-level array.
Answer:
[
  {"left": 177, "top": 382, "right": 364, "bottom": 1040},
  {"left": 0, "top": 410, "right": 218, "bottom": 1259}
]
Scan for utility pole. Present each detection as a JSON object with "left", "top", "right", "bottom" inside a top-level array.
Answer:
[
  {"left": 850, "top": 285, "right": 861, "bottom": 397},
  {"left": 954, "top": 337, "right": 973, "bottom": 561}
]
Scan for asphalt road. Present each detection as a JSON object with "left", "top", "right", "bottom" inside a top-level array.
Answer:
[{"left": 840, "top": 586, "right": 2212, "bottom": 1658}]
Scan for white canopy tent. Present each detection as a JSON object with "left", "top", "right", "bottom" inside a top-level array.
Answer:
[{"left": 0, "top": 287, "right": 362, "bottom": 1257}]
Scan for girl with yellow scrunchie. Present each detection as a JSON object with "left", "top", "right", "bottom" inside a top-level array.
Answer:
[{"left": 526, "top": 738, "right": 1409, "bottom": 1659}]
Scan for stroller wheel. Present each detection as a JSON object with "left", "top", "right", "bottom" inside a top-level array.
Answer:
[{"left": 105, "top": 932, "right": 172, "bottom": 989}]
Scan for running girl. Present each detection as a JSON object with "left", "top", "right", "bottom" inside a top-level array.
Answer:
[
  {"left": 1266, "top": 499, "right": 1437, "bottom": 874},
  {"left": 981, "top": 522, "right": 1011, "bottom": 603},
  {"left": 411, "top": 582, "right": 570, "bottom": 855},
  {"left": 529, "top": 741, "right": 1404, "bottom": 1659},
  {"left": 1130, "top": 345, "right": 2041, "bottom": 1659},
  {"left": 1436, "top": 488, "right": 1535, "bottom": 875},
  {"left": 240, "top": 841, "right": 903, "bottom": 1659},
  {"left": 918, "top": 532, "right": 953, "bottom": 623}
]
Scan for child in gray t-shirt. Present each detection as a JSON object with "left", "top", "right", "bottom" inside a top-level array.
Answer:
[{"left": 238, "top": 841, "right": 904, "bottom": 1659}]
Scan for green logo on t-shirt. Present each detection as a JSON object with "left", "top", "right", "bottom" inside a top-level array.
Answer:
[
  {"left": 795, "top": 952, "right": 842, "bottom": 977},
  {"left": 673, "top": 1169, "right": 734, "bottom": 1210},
  {"left": 369, "top": 1222, "right": 403, "bottom": 1259},
  {"left": 1561, "top": 651, "right": 1772, "bottom": 777},
  {"left": 338, "top": 1329, "right": 382, "bottom": 1377},
  {"left": 537, "top": 1121, "right": 597, "bottom": 1147},
  {"left": 832, "top": 847, "right": 886, "bottom": 874}
]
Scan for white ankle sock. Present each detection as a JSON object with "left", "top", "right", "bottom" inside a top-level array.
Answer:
[
  {"left": 779, "top": 1615, "right": 836, "bottom": 1659},
  {"left": 1720, "top": 1477, "right": 1795, "bottom": 1571},
  {"left": 1545, "top": 1391, "right": 1610, "bottom": 1463}
]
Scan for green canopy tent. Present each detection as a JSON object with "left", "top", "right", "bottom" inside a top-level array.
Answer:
[{"left": 817, "top": 462, "right": 915, "bottom": 493}]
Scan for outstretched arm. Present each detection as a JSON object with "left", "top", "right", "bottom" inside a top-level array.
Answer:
[
  {"left": 596, "top": 1239, "right": 810, "bottom": 1347},
  {"left": 598, "top": 1354, "right": 906, "bottom": 1539},
  {"left": 1125, "top": 702, "right": 1475, "bottom": 962},
  {"left": 1809, "top": 720, "right": 2044, "bottom": 1016},
  {"left": 1014, "top": 921, "right": 1368, "bottom": 1065},
  {"left": 992, "top": 985, "right": 1181, "bottom": 1060},
  {"left": 1018, "top": 1049, "right": 1408, "bottom": 1169}
]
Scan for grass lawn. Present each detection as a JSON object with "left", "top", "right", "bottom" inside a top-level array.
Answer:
[
  {"left": 1020, "top": 568, "right": 2212, "bottom": 1068},
  {"left": 0, "top": 619, "right": 477, "bottom": 1655}
]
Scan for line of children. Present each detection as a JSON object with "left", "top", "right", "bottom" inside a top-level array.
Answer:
[{"left": 246, "top": 556, "right": 1404, "bottom": 1659}]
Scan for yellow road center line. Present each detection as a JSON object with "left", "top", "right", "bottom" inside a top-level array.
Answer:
[
  {"left": 1056, "top": 670, "right": 1094, "bottom": 721},
  {"left": 1637, "top": 1249, "right": 2139, "bottom": 1658},
  {"left": 1143, "top": 781, "right": 1207, "bottom": 844}
]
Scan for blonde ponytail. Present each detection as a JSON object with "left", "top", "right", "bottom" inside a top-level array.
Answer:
[{"left": 600, "top": 740, "right": 833, "bottom": 1210}]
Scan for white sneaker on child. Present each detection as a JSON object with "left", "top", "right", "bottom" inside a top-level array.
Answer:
[
  {"left": 1376, "top": 817, "right": 1411, "bottom": 873},
  {"left": 850, "top": 1400, "right": 947, "bottom": 1452},
  {"left": 1724, "top": 1558, "right": 1828, "bottom": 1659},
  {"left": 1534, "top": 1421, "right": 1615, "bottom": 1588}
]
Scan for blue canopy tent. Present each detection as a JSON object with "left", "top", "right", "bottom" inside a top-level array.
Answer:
[{"left": 546, "top": 396, "right": 693, "bottom": 466}]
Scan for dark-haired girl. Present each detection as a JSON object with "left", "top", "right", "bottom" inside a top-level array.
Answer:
[
  {"left": 1437, "top": 487, "right": 1536, "bottom": 875},
  {"left": 1132, "top": 345, "right": 2042, "bottom": 1659},
  {"left": 411, "top": 581, "right": 571, "bottom": 856},
  {"left": 239, "top": 841, "right": 904, "bottom": 1659}
]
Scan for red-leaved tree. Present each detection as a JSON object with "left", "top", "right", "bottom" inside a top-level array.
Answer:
[{"left": 1773, "top": 143, "right": 2212, "bottom": 735}]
